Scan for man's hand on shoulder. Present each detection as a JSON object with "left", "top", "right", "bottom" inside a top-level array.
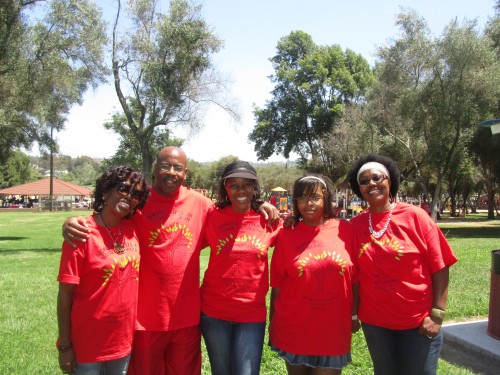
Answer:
[{"left": 62, "top": 216, "right": 90, "bottom": 248}]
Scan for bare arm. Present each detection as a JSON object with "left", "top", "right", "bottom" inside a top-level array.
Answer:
[
  {"left": 62, "top": 216, "right": 90, "bottom": 247},
  {"left": 57, "top": 282, "right": 76, "bottom": 373},
  {"left": 269, "top": 287, "right": 280, "bottom": 327},
  {"left": 352, "top": 282, "right": 361, "bottom": 333},
  {"left": 419, "top": 267, "right": 450, "bottom": 337}
]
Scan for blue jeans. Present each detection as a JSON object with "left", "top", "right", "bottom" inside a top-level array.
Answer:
[
  {"left": 200, "top": 314, "right": 266, "bottom": 375},
  {"left": 361, "top": 322, "right": 443, "bottom": 375},
  {"left": 74, "top": 354, "right": 130, "bottom": 375}
]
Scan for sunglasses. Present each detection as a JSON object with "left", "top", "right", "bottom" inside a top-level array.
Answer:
[
  {"left": 296, "top": 195, "right": 323, "bottom": 203},
  {"left": 115, "top": 182, "right": 146, "bottom": 201},
  {"left": 359, "top": 174, "right": 389, "bottom": 186}
]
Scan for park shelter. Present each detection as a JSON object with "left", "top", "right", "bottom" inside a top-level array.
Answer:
[{"left": 0, "top": 177, "right": 93, "bottom": 210}]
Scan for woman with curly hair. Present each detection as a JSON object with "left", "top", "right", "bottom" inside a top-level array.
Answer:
[
  {"left": 200, "top": 160, "right": 282, "bottom": 375},
  {"left": 57, "top": 166, "right": 149, "bottom": 375},
  {"left": 347, "top": 154, "right": 457, "bottom": 375}
]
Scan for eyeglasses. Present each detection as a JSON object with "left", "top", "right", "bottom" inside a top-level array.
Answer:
[
  {"left": 296, "top": 195, "right": 323, "bottom": 204},
  {"left": 158, "top": 163, "right": 184, "bottom": 173},
  {"left": 115, "top": 182, "right": 146, "bottom": 201},
  {"left": 358, "top": 174, "right": 389, "bottom": 186}
]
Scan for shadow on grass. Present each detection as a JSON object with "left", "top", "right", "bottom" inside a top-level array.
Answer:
[
  {"left": 441, "top": 226, "right": 500, "bottom": 240},
  {"left": 0, "top": 236, "right": 28, "bottom": 241},
  {"left": 0, "top": 247, "right": 62, "bottom": 255}
]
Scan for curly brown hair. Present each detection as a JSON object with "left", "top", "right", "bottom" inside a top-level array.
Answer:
[{"left": 93, "top": 166, "right": 150, "bottom": 216}]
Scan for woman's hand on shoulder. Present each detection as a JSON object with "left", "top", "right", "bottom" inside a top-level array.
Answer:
[{"left": 259, "top": 202, "right": 280, "bottom": 226}]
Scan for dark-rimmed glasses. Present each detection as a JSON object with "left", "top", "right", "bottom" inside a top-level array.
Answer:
[
  {"left": 296, "top": 195, "right": 323, "bottom": 204},
  {"left": 158, "top": 163, "right": 184, "bottom": 173},
  {"left": 359, "top": 174, "right": 389, "bottom": 186},
  {"left": 115, "top": 182, "right": 146, "bottom": 201}
]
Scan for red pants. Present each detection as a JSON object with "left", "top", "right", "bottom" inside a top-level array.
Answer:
[{"left": 128, "top": 325, "right": 201, "bottom": 375}]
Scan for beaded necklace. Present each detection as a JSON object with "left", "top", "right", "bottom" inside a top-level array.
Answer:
[{"left": 368, "top": 203, "right": 394, "bottom": 239}]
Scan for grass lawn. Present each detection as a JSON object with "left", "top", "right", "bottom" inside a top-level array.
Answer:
[{"left": 0, "top": 210, "right": 498, "bottom": 374}]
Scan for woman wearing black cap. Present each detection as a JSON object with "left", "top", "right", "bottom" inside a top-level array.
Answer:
[{"left": 200, "top": 161, "right": 283, "bottom": 375}]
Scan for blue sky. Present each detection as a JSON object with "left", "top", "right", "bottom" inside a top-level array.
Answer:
[{"left": 51, "top": 0, "right": 496, "bottom": 163}]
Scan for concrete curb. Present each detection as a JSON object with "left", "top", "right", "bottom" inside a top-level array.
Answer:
[{"left": 442, "top": 320, "right": 500, "bottom": 374}]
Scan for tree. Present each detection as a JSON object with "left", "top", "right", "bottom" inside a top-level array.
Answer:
[
  {"left": 184, "top": 159, "right": 213, "bottom": 195},
  {"left": 255, "top": 163, "right": 303, "bottom": 199},
  {"left": 249, "top": 30, "right": 373, "bottom": 176},
  {"left": 0, "top": 150, "right": 39, "bottom": 188},
  {"left": 109, "top": 0, "right": 237, "bottom": 178},
  {"left": 321, "top": 104, "right": 375, "bottom": 183},
  {"left": 469, "top": 127, "right": 500, "bottom": 219},
  {"left": 60, "top": 155, "right": 103, "bottom": 186},
  {"left": 368, "top": 10, "right": 500, "bottom": 220},
  {"left": 103, "top": 111, "right": 184, "bottom": 176},
  {"left": 0, "top": 0, "right": 108, "bottom": 163}
]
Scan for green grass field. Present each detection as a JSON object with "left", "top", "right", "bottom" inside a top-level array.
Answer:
[{"left": 0, "top": 211, "right": 498, "bottom": 374}]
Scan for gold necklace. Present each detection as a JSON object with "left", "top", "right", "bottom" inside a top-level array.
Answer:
[{"left": 99, "top": 212, "right": 125, "bottom": 254}]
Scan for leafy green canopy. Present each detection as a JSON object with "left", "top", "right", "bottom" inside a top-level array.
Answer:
[
  {"left": 249, "top": 30, "right": 373, "bottom": 164},
  {"left": 109, "top": 0, "right": 235, "bottom": 178},
  {"left": 367, "top": 10, "right": 500, "bottom": 218},
  {"left": 0, "top": 0, "right": 108, "bottom": 163}
]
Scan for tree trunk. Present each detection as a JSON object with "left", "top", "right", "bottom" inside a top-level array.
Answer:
[
  {"left": 141, "top": 138, "right": 153, "bottom": 182},
  {"left": 450, "top": 196, "right": 457, "bottom": 217},
  {"left": 431, "top": 174, "right": 444, "bottom": 222},
  {"left": 487, "top": 189, "right": 496, "bottom": 220}
]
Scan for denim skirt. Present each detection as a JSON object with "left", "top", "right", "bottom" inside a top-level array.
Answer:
[{"left": 269, "top": 342, "right": 351, "bottom": 369}]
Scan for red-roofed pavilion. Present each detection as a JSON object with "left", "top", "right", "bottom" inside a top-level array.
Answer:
[{"left": 0, "top": 178, "right": 93, "bottom": 210}]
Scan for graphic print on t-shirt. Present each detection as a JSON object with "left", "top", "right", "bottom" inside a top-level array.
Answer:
[
  {"left": 358, "top": 237, "right": 404, "bottom": 291},
  {"left": 297, "top": 249, "right": 347, "bottom": 304},
  {"left": 216, "top": 233, "right": 266, "bottom": 257},
  {"left": 147, "top": 222, "right": 194, "bottom": 267},
  {"left": 215, "top": 232, "right": 268, "bottom": 294},
  {"left": 98, "top": 255, "right": 140, "bottom": 320}
]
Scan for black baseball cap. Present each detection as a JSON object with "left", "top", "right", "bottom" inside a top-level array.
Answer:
[{"left": 222, "top": 161, "right": 258, "bottom": 180}]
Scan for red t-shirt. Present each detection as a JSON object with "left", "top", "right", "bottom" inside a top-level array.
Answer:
[
  {"left": 350, "top": 202, "right": 458, "bottom": 330},
  {"left": 134, "top": 186, "right": 213, "bottom": 331},
  {"left": 200, "top": 206, "right": 282, "bottom": 322},
  {"left": 58, "top": 215, "right": 140, "bottom": 363},
  {"left": 270, "top": 219, "right": 357, "bottom": 356}
]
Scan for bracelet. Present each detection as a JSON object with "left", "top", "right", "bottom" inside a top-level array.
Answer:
[
  {"left": 352, "top": 314, "right": 358, "bottom": 321},
  {"left": 430, "top": 308, "right": 446, "bottom": 320},
  {"left": 56, "top": 339, "right": 73, "bottom": 352}
]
